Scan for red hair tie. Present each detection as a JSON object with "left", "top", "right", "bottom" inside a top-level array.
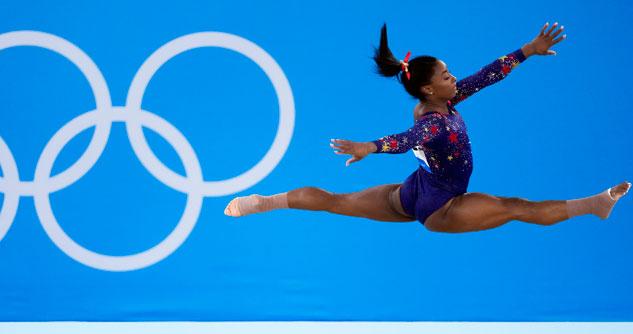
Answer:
[{"left": 400, "top": 51, "right": 411, "bottom": 80}]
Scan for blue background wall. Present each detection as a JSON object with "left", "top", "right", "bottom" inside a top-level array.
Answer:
[{"left": 0, "top": 0, "right": 632, "bottom": 321}]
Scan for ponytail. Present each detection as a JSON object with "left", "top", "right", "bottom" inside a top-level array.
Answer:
[
  {"left": 373, "top": 24, "right": 402, "bottom": 78},
  {"left": 372, "top": 24, "right": 439, "bottom": 101}
]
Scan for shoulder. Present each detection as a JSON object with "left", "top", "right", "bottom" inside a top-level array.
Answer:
[
  {"left": 415, "top": 111, "right": 445, "bottom": 123},
  {"left": 414, "top": 112, "right": 447, "bottom": 130}
]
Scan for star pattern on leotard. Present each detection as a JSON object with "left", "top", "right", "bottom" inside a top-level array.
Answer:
[
  {"left": 389, "top": 139, "right": 398, "bottom": 149},
  {"left": 371, "top": 49, "right": 526, "bottom": 192},
  {"left": 381, "top": 142, "right": 390, "bottom": 152},
  {"left": 449, "top": 132, "right": 458, "bottom": 143},
  {"left": 450, "top": 50, "right": 525, "bottom": 108}
]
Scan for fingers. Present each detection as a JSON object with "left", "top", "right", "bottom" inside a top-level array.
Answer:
[
  {"left": 345, "top": 156, "right": 359, "bottom": 167},
  {"left": 552, "top": 34, "right": 567, "bottom": 44},
  {"left": 540, "top": 22, "right": 567, "bottom": 43},
  {"left": 330, "top": 139, "right": 361, "bottom": 166},
  {"left": 537, "top": 21, "right": 567, "bottom": 56},
  {"left": 551, "top": 25, "right": 564, "bottom": 39},
  {"left": 330, "top": 139, "right": 344, "bottom": 153},
  {"left": 330, "top": 139, "right": 365, "bottom": 166},
  {"left": 330, "top": 139, "right": 350, "bottom": 147},
  {"left": 330, "top": 138, "right": 352, "bottom": 154},
  {"left": 545, "top": 21, "right": 558, "bottom": 36},
  {"left": 542, "top": 21, "right": 565, "bottom": 40},
  {"left": 330, "top": 139, "right": 354, "bottom": 154},
  {"left": 539, "top": 22, "right": 548, "bottom": 36}
]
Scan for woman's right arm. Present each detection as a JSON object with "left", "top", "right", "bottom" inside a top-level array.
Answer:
[
  {"left": 372, "top": 113, "right": 446, "bottom": 154},
  {"left": 330, "top": 114, "right": 446, "bottom": 166}
]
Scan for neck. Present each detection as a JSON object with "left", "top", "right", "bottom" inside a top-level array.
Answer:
[{"left": 421, "top": 98, "right": 450, "bottom": 114}]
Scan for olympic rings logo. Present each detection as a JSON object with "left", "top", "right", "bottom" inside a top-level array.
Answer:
[{"left": 0, "top": 31, "right": 295, "bottom": 272}]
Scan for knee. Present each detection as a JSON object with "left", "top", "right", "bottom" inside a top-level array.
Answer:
[
  {"left": 294, "top": 187, "right": 336, "bottom": 210},
  {"left": 299, "top": 186, "right": 333, "bottom": 199},
  {"left": 501, "top": 197, "right": 525, "bottom": 207},
  {"left": 500, "top": 197, "right": 528, "bottom": 218},
  {"left": 500, "top": 197, "right": 557, "bottom": 224}
]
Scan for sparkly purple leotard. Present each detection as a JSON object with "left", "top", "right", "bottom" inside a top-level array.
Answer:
[{"left": 372, "top": 49, "right": 526, "bottom": 224}]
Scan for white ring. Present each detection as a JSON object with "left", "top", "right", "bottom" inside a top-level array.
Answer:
[
  {"left": 0, "top": 30, "right": 295, "bottom": 271},
  {"left": 0, "top": 31, "right": 112, "bottom": 191},
  {"left": 0, "top": 136, "right": 20, "bottom": 241},
  {"left": 33, "top": 107, "right": 204, "bottom": 271},
  {"left": 126, "top": 32, "right": 294, "bottom": 196}
]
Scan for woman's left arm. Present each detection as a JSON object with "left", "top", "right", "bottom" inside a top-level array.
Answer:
[{"left": 451, "top": 22, "right": 566, "bottom": 106}]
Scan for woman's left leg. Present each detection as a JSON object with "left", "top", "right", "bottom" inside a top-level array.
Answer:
[
  {"left": 425, "top": 182, "right": 631, "bottom": 233},
  {"left": 224, "top": 184, "right": 415, "bottom": 222}
]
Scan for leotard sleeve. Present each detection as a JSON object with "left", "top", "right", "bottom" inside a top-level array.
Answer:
[
  {"left": 450, "top": 49, "right": 526, "bottom": 106},
  {"left": 372, "top": 113, "right": 447, "bottom": 154}
]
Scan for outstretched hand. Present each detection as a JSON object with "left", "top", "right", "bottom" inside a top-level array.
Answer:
[
  {"left": 330, "top": 139, "right": 374, "bottom": 167},
  {"left": 525, "top": 22, "right": 566, "bottom": 56}
]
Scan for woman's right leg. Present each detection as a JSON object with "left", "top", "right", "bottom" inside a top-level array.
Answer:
[{"left": 225, "top": 184, "right": 416, "bottom": 223}]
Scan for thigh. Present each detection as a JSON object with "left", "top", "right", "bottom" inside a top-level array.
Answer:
[
  {"left": 425, "top": 192, "right": 514, "bottom": 232},
  {"left": 333, "top": 184, "right": 415, "bottom": 222}
]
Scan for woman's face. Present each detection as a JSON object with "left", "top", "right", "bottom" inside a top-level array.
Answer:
[{"left": 422, "top": 60, "right": 457, "bottom": 100}]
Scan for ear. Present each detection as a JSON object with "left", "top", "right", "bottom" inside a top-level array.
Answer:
[{"left": 420, "top": 84, "right": 433, "bottom": 96}]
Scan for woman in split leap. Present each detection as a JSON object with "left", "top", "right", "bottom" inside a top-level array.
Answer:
[{"left": 225, "top": 22, "right": 630, "bottom": 233}]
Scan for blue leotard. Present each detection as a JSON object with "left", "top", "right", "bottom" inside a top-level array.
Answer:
[{"left": 372, "top": 49, "right": 526, "bottom": 223}]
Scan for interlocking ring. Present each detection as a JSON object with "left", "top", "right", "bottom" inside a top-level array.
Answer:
[{"left": 0, "top": 31, "right": 295, "bottom": 271}]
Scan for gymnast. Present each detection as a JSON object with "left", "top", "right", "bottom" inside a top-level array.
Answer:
[{"left": 225, "top": 22, "right": 630, "bottom": 233}]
